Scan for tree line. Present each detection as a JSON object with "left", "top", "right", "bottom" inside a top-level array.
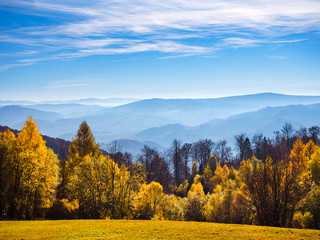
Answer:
[{"left": 0, "top": 118, "right": 319, "bottom": 229}]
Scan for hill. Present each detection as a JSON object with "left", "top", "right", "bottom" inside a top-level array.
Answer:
[
  {"left": 0, "top": 105, "right": 61, "bottom": 127},
  {"left": 2, "top": 93, "right": 320, "bottom": 149},
  {"left": 24, "top": 103, "right": 105, "bottom": 118},
  {"left": 108, "top": 93, "right": 320, "bottom": 126},
  {"left": 134, "top": 103, "right": 320, "bottom": 146}
]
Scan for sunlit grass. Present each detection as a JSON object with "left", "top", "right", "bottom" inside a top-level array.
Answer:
[{"left": 0, "top": 220, "right": 319, "bottom": 240}]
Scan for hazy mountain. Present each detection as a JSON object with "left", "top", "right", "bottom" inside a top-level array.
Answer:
[
  {"left": 0, "top": 98, "right": 139, "bottom": 107},
  {"left": 0, "top": 100, "right": 35, "bottom": 105},
  {"left": 24, "top": 103, "right": 106, "bottom": 118},
  {"left": 134, "top": 103, "right": 320, "bottom": 146},
  {"left": 0, "top": 105, "right": 61, "bottom": 127},
  {"left": 105, "top": 93, "right": 320, "bottom": 126},
  {"left": 2, "top": 93, "right": 320, "bottom": 145},
  {"left": 61, "top": 97, "right": 139, "bottom": 106}
]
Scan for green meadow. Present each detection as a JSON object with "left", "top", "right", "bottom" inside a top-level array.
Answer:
[{"left": 0, "top": 220, "right": 319, "bottom": 240}]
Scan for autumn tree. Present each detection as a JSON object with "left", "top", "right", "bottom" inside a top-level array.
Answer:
[
  {"left": 184, "top": 175, "right": 206, "bottom": 221},
  {"left": 69, "top": 121, "right": 100, "bottom": 163},
  {"left": 203, "top": 164, "right": 213, "bottom": 194},
  {"left": 159, "top": 194, "right": 183, "bottom": 220},
  {"left": 239, "top": 140, "right": 310, "bottom": 228},
  {"left": 58, "top": 121, "right": 101, "bottom": 201},
  {"left": 0, "top": 118, "right": 58, "bottom": 219},
  {"left": 133, "top": 181, "right": 163, "bottom": 219},
  {"left": 310, "top": 148, "right": 320, "bottom": 186}
]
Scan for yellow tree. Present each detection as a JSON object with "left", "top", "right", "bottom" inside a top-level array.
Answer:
[
  {"left": 71, "top": 154, "right": 109, "bottom": 219},
  {"left": 310, "top": 149, "right": 320, "bottom": 186},
  {"left": 1, "top": 118, "right": 58, "bottom": 219},
  {"left": 184, "top": 175, "right": 206, "bottom": 221},
  {"left": 61, "top": 121, "right": 101, "bottom": 202},
  {"left": 239, "top": 146, "right": 310, "bottom": 227},
  {"left": 134, "top": 181, "right": 163, "bottom": 219},
  {"left": 203, "top": 164, "right": 214, "bottom": 194},
  {"left": 0, "top": 129, "right": 16, "bottom": 218},
  {"left": 212, "top": 164, "right": 229, "bottom": 187},
  {"left": 68, "top": 121, "right": 100, "bottom": 168},
  {"left": 112, "top": 163, "right": 145, "bottom": 219}
]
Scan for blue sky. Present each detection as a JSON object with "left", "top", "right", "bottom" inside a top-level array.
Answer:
[{"left": 0, "top": 0, "right": 320, "bottom": 101}]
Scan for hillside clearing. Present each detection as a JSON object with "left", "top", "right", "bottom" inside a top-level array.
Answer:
[{"left": 0, "top": 220, "right": 319, "bottom": 240}]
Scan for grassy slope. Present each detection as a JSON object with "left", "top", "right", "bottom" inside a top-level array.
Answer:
[{"left": 0, "top": 220, "right": 319, "bottom": 240}]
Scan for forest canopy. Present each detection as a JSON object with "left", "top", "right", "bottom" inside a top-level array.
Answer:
[{"left": 0, "top": 118, "right": 319, "bottom": 229}]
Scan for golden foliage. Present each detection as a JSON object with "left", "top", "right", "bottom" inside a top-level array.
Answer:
[{"left": 0, "top": 118, "right": 59, "bottom": 219}]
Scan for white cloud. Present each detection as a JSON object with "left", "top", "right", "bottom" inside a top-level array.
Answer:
[
  {"left": 0, "top": 62, "right": 34, "bottom": 71},
  {"left": 1, "top": 0, "right": 320, "bottom": 68}
]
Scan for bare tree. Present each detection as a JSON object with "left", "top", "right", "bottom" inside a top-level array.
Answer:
[
  {"left": 213, "top": 140, "right": 232, "bottom": 163},
  {"left": 191, "top": 139, "right": 214, "bottom": 174},
  {"left": 308, "top": 125, "right": 320, "bottom": 145}
]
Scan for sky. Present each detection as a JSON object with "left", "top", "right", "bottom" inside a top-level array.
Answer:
[{"left": 0, "top": 0, "right": 320, "bottom": 101}]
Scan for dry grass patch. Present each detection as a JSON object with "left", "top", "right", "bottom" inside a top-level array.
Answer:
[{"left": 0, "top": 220, "right": 320, "bottom": 240}]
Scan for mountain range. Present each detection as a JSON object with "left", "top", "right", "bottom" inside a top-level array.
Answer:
[{"left": 1, "top": 93, "right": 320, "bottom": 153}]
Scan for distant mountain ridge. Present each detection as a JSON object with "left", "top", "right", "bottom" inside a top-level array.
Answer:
[
  {"left": 0, "top": 105, "right": 61, "bottom": 126},
  {"left": 134, "top": 103, "right": 320, "bottom": 146},
  {"left": 0, "top": 98, "right": 139, "bottom": 107},
  {"left": 1, "top": 93, "right": 320, "bottom": 153}
]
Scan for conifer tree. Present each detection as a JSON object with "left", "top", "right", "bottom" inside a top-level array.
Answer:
[
  {"left": 61, "top": 121, "right": 101, "bottom": 201},
  {"left": 69, "top": 121, "right": 100, "bottom": 161}
]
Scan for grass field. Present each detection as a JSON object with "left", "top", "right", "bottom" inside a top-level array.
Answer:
[{"left": 0, "top": 220, "right": 320, "bottom": 240}]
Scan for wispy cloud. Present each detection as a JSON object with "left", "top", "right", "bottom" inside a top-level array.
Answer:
[
  {"left": 0, "top": 62, "right": 34, "bottom": 71},
  {"left": 49, "top": 83, "right": 89, "bottom": 89},
  {"left": 46, "top": 80, "right": 89, "bottom": 89},
  {"left": 1, "top": 0, "right": 320, "bottom": 69}
]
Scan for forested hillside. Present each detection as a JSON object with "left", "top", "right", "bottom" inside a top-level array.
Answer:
[{"left": 1, "top": 118, "right": 319, "bottom": 229}]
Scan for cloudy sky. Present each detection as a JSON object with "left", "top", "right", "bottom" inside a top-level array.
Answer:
[{"left": 0, "top": 0, "right": 320, "bottom": 101}]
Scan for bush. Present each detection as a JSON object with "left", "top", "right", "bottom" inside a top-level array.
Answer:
[
  {"left": 47, "top": 199, "right": 79, "bottom": 219},
  {"left": 292, "top": 212, "right": 304, "bottom": 228}
]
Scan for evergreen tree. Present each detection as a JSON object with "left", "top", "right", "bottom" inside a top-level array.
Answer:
[
  {"left": 69, "top": 121, "right": 100, "bottom": 162},
  {"left": 63, "top": 121, "right": 100, "bottom": 196}
]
